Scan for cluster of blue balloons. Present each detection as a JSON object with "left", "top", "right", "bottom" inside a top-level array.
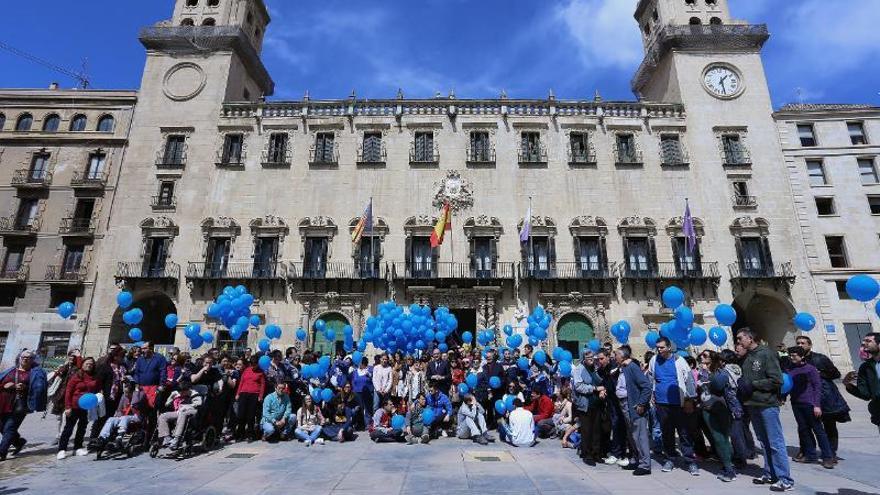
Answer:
[
  {"left": 524, "top": 306, "right": 552, "bottom": 346},
  {"left": 359, "top": 302, "right": 458, "bottom": 357},
  {"left": 610, "top": 320, "right": 632, "bottom": 344},
  {"left": 117, "top": 291, "right": 145, "bottom": 343},
  {"left": 310, "top": 387, "right": 336, "bottom": 403},
  {"left": 658, "top": 287, "right": 698, "bottom": 350},
  {"left": 206, "top": 285, "right": 257, "bottom": 342},
  {"left": 184, "top": 322, "right": 214, "bottom": 350},
  {"left": 57, "top": 301, "right": 76, "bottom": 320}
]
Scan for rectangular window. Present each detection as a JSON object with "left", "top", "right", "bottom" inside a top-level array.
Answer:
[
  {"left": 158, "top": 182, "right": 175, "bottom": 206},
  {"left": 314, "top": 132, "right": 336, "bottom": 163},
  {"left": 29, "top": 152, "right": 50, "bottom": 180},
  {"left": 38, "top": 332, "right": 71, "bottom": 361},
  {"left": 616, "top": 134, "right": 639, "bottom": 163},
  {"left": 409, "top": 236, "right": 434, "bottom": 278},
  {"left": 739, "top": 237, "right": 765, "bottom": 273},
  {"left": 15, "top": 198, "right": 39, "bottom": 230},
  {"left": 848, "top": 122, "right": 867, "bottom": 145},
  {"left": 0, "top": 288, "right": 16, "bottom": 307},
  {"left": 732, "top": 181, "right": 749, "bottom": 196},
  {"left": 869, "top": 195, "right": 880, "bottom": 214},
  {"left": 412, "top": 132, "right": 436, "bottom": 163},
  {"left": 304, "top": 237, "right": 329, "bottom": 278},
  {"left": 806, "top": 160, "right": 827, "bottom": 186},
  {"left": 520, "top": 132, "right": 545, "bottom": 163},
  {"left": 660, "top": 134, "right": 687, "bottom": 165},
  {"left": 472, "top": 237, "right": 494, "bottom": 277},
  {"left": 1, "top": 246, "right": 25, "bottom": 276},
  {"left": 576, "top": 237, "right": 602, "bottom": 274},
  {"left": 358, "top": 237, "right": 381, "bottom": 278},
  {"left": 721, "top": 134, "right": 749, "bottom": 165},
  {"left": 859, "top": 158, "right": 879, "bottom": 184},
  {"left": 625, "top": 238, "right": 651, "bottom": 274},
  {"left": 569, "top": 132, "right": 592, "bottom": 164},
  {"left": 221, "top": 134, "right": 244, "bottom": 164},
  {"left": 524, "top": 236, "right": 553, "bottom": 277},
  {"left": 163, "top": 135, "right": 186, "bottom": 165},
  {"left": 798, "top": 124, "right": 817, "bottom": 147},
  {"left": 86, "top": 153, "right": 106, "bottom": 179},
  {"left": 835, "top": 280, "right": 852, "bottom": 300},
  {"left": 253, "top": 236, "right": 279, "bottom": 277},
  {"left": 815, "top": 197, "right": 836, "bottom": 216},
  {"left": 143, "top": 237, "right": 169, "bottom": 276},
  {"left": 825, "top": 236, "right": 849, "bottom": 268},
  {"left": 469, "top": 132, "right": 492, "bottom": 162},
  {"left": 266, "top": 133, "right": 289, "bottom": 164},
  {"left": 361, "top": 132, "right": 384, "bottom": 163},
  {"left": 206, "top": 237, "right": 231, "bottom": 277},
  {"left": 673, "top": 236, "right": 702, "bottom": 273},
  {"left": 62, "top": 245, "right": 85, "bottom": 276}
]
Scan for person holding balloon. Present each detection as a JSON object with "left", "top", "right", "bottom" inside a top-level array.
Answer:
[
  {"left": 58, "top": 357, "right": 99, "bottom": 459},
  {"left": 369, "top": 398, "right": 402, "bottom": 443},
  {"left": 425, "top": 380, "right": 454, "bottom": 438}
]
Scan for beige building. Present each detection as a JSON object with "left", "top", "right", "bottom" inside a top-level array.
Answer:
[
  {"left": 0, "top": 88, "right": 136, "bottom": 367},
  {"left": 3, "top": 0, "right": 870, "bottom": 369},
  {"left": 774, "top": 104, "right": 880, "bottom": 370}
]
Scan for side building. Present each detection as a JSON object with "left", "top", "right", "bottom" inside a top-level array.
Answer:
[
  {"left": 0, "top": 87, "right": 136, "bottom": 367},
  {"left": 775, "top": 104, "right": 880, "bottom": 369}
]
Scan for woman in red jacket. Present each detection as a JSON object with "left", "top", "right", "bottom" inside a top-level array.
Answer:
[
  {"left": 235, "top": 355, "right": 266, "bottom": 442},
  {"left": 58, "top": 357, "right": 98, "bottom": 459}
]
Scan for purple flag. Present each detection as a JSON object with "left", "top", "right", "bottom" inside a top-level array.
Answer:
[
  {"left": 520, "top": 204, "right": 532, "bottom": 243},
  {"left": 683, "top": 201, "right": 696, "bottom": 255}
]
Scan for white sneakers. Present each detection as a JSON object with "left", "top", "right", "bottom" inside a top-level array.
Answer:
[
  {"left": 56, "top": 451, "right": 67, "bottom": 460},
  {"left": 75, "top": 448, "right": 89, "bottom": 457},
  {"left": 57, "top": 448, "right": 93, "bottom": 459},
  {"left": 441, "top": 430, "right": 449, "bottom": 438},
  {"left": 316, "top": 438, "right": 325, "bottom": 445},
  {"left": 603, "top": 456, "right": 619, "bottom": 465},
  {"left": 618, "top": 458, "right": 631, "bottom": 467}
]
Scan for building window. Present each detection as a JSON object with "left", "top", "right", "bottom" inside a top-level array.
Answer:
[
  {"left": 568, "top": 132, "right": 593, "bottom": 164},
  {"left": 519, "top": 132, "right": 546, "bottom": 164},
  {"left": 312, "top": 132, "right": 336, "bottom": 164},
  {"left": 180, "top": 18, "right": 195, "bottom": 26},
  {"left": 70, "top": 199, "right": 95, "bottom": 232},
  {"left": 623, "top": 237, "right": 656, "bottom": 276},
  {"left": 0, "top": 332, "right": 7, "bottom": 358},
  {"left": 806, "top": 160, "right": 827, "bottom": 186},
  {"left": 468, "top": 131, "right": 493, "bottom": 163},
  {"left": 38, "top": 332, "right": 71, "bottom": 363},
  {"left": 15, "top": 113, "right": 33, "bottom": 132},
  {"left": 0, "top": 113, "right": 6, "bottom": 130},
  {"left": 574, "top": 236, "right": 606, "bottom": 275},
  {"left": 470, "top": 237, "right": 497, "bottom": 278},
  {"left": 96, "top": 115, "right": 115, "bottom": 132},
  {"left": 359, "top": 132, "right": 384, "bottom": 164},
  {"left": 207, "top": 0, "right": 219, "bottom": 6},
  {"left": 848, "top": 122, "right": 867, "bottom": 145},
  {"left": 143, "top": 237, "right": 170, "bottom": 276},
  {"left": 156, "top": 181, "right": 175, "bottom": 208},
  {"left": 868, "top": 195, "right": 880, "bottom": 214},
  {"left": 60, "top": 245, "right": 85, "bottom": 277},
  {"left": 42, "top": 114, "right": 60, "bottom": 132},
  {"left": 709, "top": 17, "right": 722, "bottom": 25},
  {"left": 161, "top": 135, "right": 187, "bottom": 166},
  {"left": 265, "top": 132, "right": 289, "bottom": 165},
  {"left": 304, "top": 237, "right": 329, "bottom": 278},
  {"left": 252, "top": 236, "right": 279, "bottom": 277},
  {"left": 825, "top": 236, "right": 849, "bottom": 268},
  {"left": 1, "top": 246, "right": 25, "bottom": 278},
  {"left": 815, "top": 197, "right": 836, "bottom": 216},
  {"left": 798, "top": 124, "right": 817, "bottom": 147},
  {"left": 186, "top": 0, "right": 198, "bottom": 6},
  {"left": 858, "top": 158, "right": 878, "bottom": 184},
  {"left": 732, "top": 181, "right": 756, "bottom": 208},
  {"left": 738, "top": 237, "right": 773, "bottom": 276},
  {"left": 660, "top": 134, "right": 688, "bottom": 165},
  {"left": 411, "top": 131, "right": 437, "bottom": 163},
  {"left": 69, "top": 114, "right": 87, "bottom": 132},
  {"left": 835, "top": 280, "right": 852, "bottom": 300},
  {"left": 205, "top": 237, "right": 231, "bottom": 277},
  {"left": 615, "top": 134, "right": 641, "bottom": 164},
  {"left": 522, "top": 236, "right": 555, "bottom": 278},
  {"left": 721, "top": 134, "right": 750, "bottom": 165},
  {"left": 202, "top": 18, "right": 216, "bottom": 26},
  {"left": 86, "top": 152, "right": 106, "bottom": 180},
  {"left": 220, "top": 133, "right": 244, "bottom": 165},
  {"left": 689, "top": 17, "right": 701, "bottom": 25},
  {"left": 28, "top": 151, "right": 50, "bottom": 180},
  {"left": 14, "top": 198, "right": 39, "bottom": 230}
]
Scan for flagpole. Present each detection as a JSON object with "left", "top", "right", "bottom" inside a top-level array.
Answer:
[
  {"left": 450, "top": 208, "right": 455, "bottom": 267},
  {"left": 370, "top": 197, "right": 375, "bottom": 278},
  {"left": 528, "top": 196, "right": 534, "bottom": 276}
]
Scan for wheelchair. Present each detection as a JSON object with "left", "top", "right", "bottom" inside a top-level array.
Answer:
[
  {"left": 94, "top": 419, "right": 150, "bottom": 460},
  {"left": 149, "top": 386, "right": 221, "bottom": 459}
]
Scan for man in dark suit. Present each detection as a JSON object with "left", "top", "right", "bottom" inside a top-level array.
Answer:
[{"left": 426, "top": 348, "right": 451, "bottom": 396}]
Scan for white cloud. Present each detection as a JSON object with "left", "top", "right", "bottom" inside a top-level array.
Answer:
[{"left": 553, "top": 0, "right": 643, "bottom": 69}]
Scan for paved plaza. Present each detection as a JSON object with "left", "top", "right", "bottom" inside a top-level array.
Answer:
[{"left": 1, "top": 398, "right": 878, "bottom": 495}]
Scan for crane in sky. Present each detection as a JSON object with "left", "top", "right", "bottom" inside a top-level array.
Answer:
[{"left": 0, "top": 40, "right": 90, "bottom": 89}]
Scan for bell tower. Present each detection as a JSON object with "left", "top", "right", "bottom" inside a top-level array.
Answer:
[{"left": 172, "top": 0, "right": 269, "bottom": 55}]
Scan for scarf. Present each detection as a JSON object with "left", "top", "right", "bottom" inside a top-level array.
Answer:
[{"left": 110, "top": 363, "right": 125, "bottom": 401}]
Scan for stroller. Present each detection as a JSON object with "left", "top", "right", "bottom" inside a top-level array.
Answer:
[{"left": 149, "top": 385, "right": 220, "bottom": 459}]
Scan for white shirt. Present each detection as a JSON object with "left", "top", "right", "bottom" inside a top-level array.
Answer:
[
  {"left": 507, "top": 407, "right": 535, "bottom": 446},
  {"left": 372, "top": 364, "right": 393, "bottom": 394}
]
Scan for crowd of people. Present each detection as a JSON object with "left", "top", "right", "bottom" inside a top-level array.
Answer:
[{"left": 1, "top": 327, "right": 880, "bottom": 493}]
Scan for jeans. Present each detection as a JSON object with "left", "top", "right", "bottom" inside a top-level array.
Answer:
[
  {"left": 702, "top": 404, "right": 734, "bottom": 472},
  {"left": 655, "top": 404, "right": 696, "bottom": 465},
  {"left": 749, "top": 406, "right": 793, "bottom": 484},
  {"left": 620, "top": 401, "right": 652, "bottom": 471},
  {"left": 99, "top": 415, "right": 140, "bottom": 439},
  {"left": 59, "top": 409, "right": 89, "bottom": 452},
  {"left": 260, "top": 414, "right": 296, "bottom": 439},
  {"left": 791, "top": 403, "right": 834, "bottom": 461},
  {"left": 649, "top": 406, "right": 663, "bottom": 452},
  {"left": 0, "top": 412, "right": 27, "bottom": 456},
  {"left": 295, "top": 426, "right": 322, "bottom": 443}
]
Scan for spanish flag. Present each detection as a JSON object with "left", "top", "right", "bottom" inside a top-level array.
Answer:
[
  {"left": 430, "top": 202, "right": 451, "bottom": 248},
  {"left": 351, "top": 199, "right": 373, "bottom": 244}
]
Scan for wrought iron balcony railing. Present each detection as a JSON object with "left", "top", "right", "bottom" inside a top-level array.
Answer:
[
  {"left": 518, "top": 146, "right": 548, "bottom": 165},
  {"left": 187, "top": 261, "right": 286, "bottom": 280},
  {"left": 660, "top": 146, "right": 690, "bottom": 167},
  {"left": 393, "top": 261, "right": 516, "bottom": 281},
  {"left": 0, "top": 264, "right": 29, "bottom": 282},
  {"left": 155, "top": 149, "right": 187, "bottom": 169},
  {"left": 45, "top": 265, "right": 87, "bottom": 283},
  {"left": 466, "top": 146, "right": 496, "bottom": 165},
  {"left": 614, "top": 148, "right": 644, "bottom": 166},
  {"left": 733, "top": 195, "right": 758, "bottom": 208},
  {"left": 0, "top": 216, "right": 41, "bottom": 235},
  {"left": 519, "top": 261, "right": 617, "bottom": 281},
  {"left": 567, "top": 147, "right": 597, "bottom": 166},
  {"left": 723, "top": 148, "right": 752, "bottom": 167},
  {"left": 357, "top": 143, "right": 387, "bottom": 165},
  {"left": 215, "top": 149, "right": 247, "bottom": 168},
  {"left": 656, "top": 261, "right": 720, "bottom": 280},
  {"left": 728, "top": 261, "right": 795, "bottom": 281},
  {"left": 409, "top": 145, "right": 440, "bottom": 165},
  {"left": 12, "top": 169, "right": 52, "bottom": 188},
  {"left": 289, "top": 261, "right": 388, "bottom": 280},
  {"left": 151, "top": 196, "right": 176, "bottom": 211},
  {"left": 115, "top": 261, "right": 180, "bottom": 280},
  {"left": 70, "top": 170, "right": 108, "bottom": 188},
  {"left": 309, "top": 144, "right": 339, "bottom": 166},
  {"left": 261, "top": 147, "right": 292, "bottom": 168},
  {"left": 59, "top": 217, "right": 95, "bottom": 236}
]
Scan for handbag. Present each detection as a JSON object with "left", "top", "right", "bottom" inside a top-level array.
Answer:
[{"left": 12, "top": 372, "right": 29, "bottom": 415}]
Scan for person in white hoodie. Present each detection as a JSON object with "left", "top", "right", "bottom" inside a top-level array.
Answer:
[
  {"left": 647, "top": 337, "right": 698, "bottom": 476},
  {"left": 499, "top": 399, "right": 536, "bottom": 447}
]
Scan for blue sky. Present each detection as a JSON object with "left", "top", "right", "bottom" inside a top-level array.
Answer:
[{"left": 1, "top": 0, "right": 878, "bottom": 108}]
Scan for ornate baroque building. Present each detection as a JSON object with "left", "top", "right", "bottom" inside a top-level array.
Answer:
[{"left": 0, "top": 0, "right": 871, "bottom": 368}]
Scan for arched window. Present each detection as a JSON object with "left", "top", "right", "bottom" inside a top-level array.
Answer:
[
  {"left": 710, "top": 17, "right": 723, "bottom": 25},
  {"left": 207, "top": 0, "right": 219, "bottom": 6},
  {"left": 15, "top": 113, "right": 33, "bottom": 132},
  {"left": 69, "top": 114, "right": 87, "bottom": 132},
  {"left": 0, "top": 113, "right": 5, "bottom": 130},
  {"left": 689, "top": 17, "right": 702, "bottom": 25},
  {"left": 202, "top": 18, "right": 216, "bottom": 26},
  {"left": 685, "top": 0, "right": 696, "bottom": 5},
  {"left": 180, "top": 18, "right": 195, "bottom": 26},
  {"left": 97, "top": 115, "right": 115, "bottom": 133},
  {"left": 42, "top": 114, "right": 61, "bottom": 132},
  {"left": 185, "top": 0, "right": 198, "bottom": 6}
]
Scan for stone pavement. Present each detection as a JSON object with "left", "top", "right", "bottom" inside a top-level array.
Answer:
[{"left": 1, "top": 401, "right": 879, "bottom": 495}]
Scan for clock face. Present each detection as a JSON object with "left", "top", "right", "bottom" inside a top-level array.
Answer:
[{"left": 703, "top": 65, "right": 743, "bottom": 98}]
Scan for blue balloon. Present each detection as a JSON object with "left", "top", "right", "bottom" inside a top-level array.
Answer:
[
  {"left": 296, "top": 327, "right": 307, "bottom": 341},
  {"left": 558, "top": 360, "right": 572, "bottom": 377},
  {"left": 534, "top": 350, "right": 547, "bottom": 365},
  {"left": 249, "top": 315, "right": 261, "bottom": 327},
  {"left": 422, "top": 408, "right": 436, "bottom": 425},
  {"left": 517, "top": 356, "right": 530, "bottom": 371},
  {"left": 57, "top": 301, "right": 75, "bottom": 319},
  {"left": 457, "top": 383, "right": 470, "bottom": 396},
  {"left": 164, "top": 313, "right": 179, "bottom": 329},
  {"left": 258, "top": 355, "right": 271, "bottom": 371},
  {"left": 184, "top": 324, "right": 200, "bottom": 339},
  {"left": 645, "top": 331, "right": 660, "bottom": 349},
  {"left": 503, "top": 324, "right": 513, "bottom": 336},
  {"left": 709, "top": 326, "right": 728, "bottom": 347},
  {"left": 314, "top": 319, "right": 326, "bottom": 331},
  {"left": 321, "top": 388, "right": 334, "bottom": 402},
  {"left": 662, "top": 286, "right": 685, "bottom": 309},
  {"left": 319, "top": 355, "right": 331, "bottom": 368},
  {"left": 846, "top": 275, "right": 880, "bottom": 302},
  {"left": 201, "top": 331, "right": 214, "bottom": 343},
  {"left": 466, "top": 373, "right": 478, "bottom": 389},
  {"left": 190, "top": 334, "right": 204, "bottom": 350},
  {"left": 561, "top": 350, "right": 573, "bottom": 363},
  {"left": 674, "top": 306, "right": 694, "bottom": 329},
  {"left": 489, "top": 376, "right": 501, "bottom": 389},
  {"left": 391, "top": 414, "right": 406, "bottom": 431},
  {"left": 258, "top": 338, "right": 271, "bottom": 352},
  {"left": 793, "top": 312, "right": 816, "bottom": 331},
  {"left": 206, "top": 304, "right": 221, "bottom": 318},
  {"left": 689, "top": 327, "right": 708, "bottom": 346},
  {"left": 131, "top": 308, "right": 144, "bottom": 325},
  {"left": 343, "top": 325, "right": 353, "bottom": 336},
  {"left": 438, "top": 343, "right": 449, "bottom": 352},
  {"left": 352, "top": 351, "right": 363, "bottom": 365},
  {"left": 504, "top": 395, "right": 515, "bottom": 411},
  {"left": 588, "top": 339, "right": 601, "bottom": 353},
  {"left": 325, "top": 329, "right": 336, "bottom": 341},
  {"left": 781, "top": 372, "right": 793, "bottom": 394},
  {"left": 128, "top": 328, "right": 142, "bottom": 342},
  {"left": 617, "top": 320, "right": 632, "bottom": 335},
  {"left": 714, "top": 304, "right": 737, "bottom": 327},
  {"left": 116, "top": 291, "right": 133, "bottom": 310},
  {"left": 552, "top": 347, "right": 564, "bottom": 362},
  {"left": 78, "top": 393, "right": 98, "bottom": 410},
  {"left": 494, "top": 399, "right": 507, "bottom": 415},
  {"left": 310, "top": 388, "right": 321, "bottom": 402}
]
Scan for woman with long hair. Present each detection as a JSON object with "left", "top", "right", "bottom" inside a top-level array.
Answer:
[
  {"left": 58, "top": 357, "right": 98, "bottom": 459},
  {"left": 697, "top": 350, "right": 737, "bottom": 482},
  {"left": 295, "top": 395, "right": 325, "bottom": 446}
]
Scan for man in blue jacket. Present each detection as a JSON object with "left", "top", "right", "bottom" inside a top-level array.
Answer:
[
  {"left": 614, "top": 345, "right": 653, "bottom": 476},
  {"left": 132, "top": 342, "right": 168, "bottom": 409},
  {"left": 426, "top": 380, "right": 453, "bottom": 438}
]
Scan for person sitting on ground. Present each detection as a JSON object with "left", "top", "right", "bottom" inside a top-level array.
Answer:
[
  {"left": 156, "top": 379, "right": 203, "bottom": 450},
  {"left": 426, "top": 380, "right": 453, "bottom": 438},
  {"left": 260, "top": 381, "right": 294, "bottom": 442},
  {"left": 404, "top": 393, "right": 431, "bottom": 445},
  {"left": 457, "top": 392, "right": 493, "bottom": 445},
  {"left": 499, "top": 399, "right": 536, "bottom": 447},
  {"left": 295, "top": 395, "right": 324, "bottom": 447},
  {"left": 525, "top": 388, "right": 556, "bottom": 438},
  {"left": 322, "top": 402, "right": 355, "bottom": 443},
  {"left": 95, "top": 380, "right": 147, "bottom": 449},
  {"left": 369, "top": 399, "right": 404, "bottom": 443},
  {"left": 552, "top": 388, "right": 575, "bottom": 438}
]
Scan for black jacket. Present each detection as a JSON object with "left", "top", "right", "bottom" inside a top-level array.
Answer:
[{"left": 846, "top": 359, "right": 880, "bottom": 425}]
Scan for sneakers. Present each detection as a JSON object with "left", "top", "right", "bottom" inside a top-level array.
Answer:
[
  {"left": 316, "top": 438, "right": 325, "bottom": 445},
  {"left": 305, "top": 440, "right": 312, "bottom": 447},
  {"left": 617, "top": 458, "right": 631, "bottom": 467},
  {"left": 661, "top": 461, "right": 674, "bottom": 472},
  {"left": 717, "top": 470, "right": 737, "bottom": 483},
  {"left": 622, "top": 464, "right": 638, "bottom": 471},
  {"left": 475, "top": 435, "right": 489, "bottom": 446},
  {"left": 821, "top": 459, "right": 835, "bottom": 469},
  {"left": 687, "top": 464, "right": 700, "bottom": 476},
  {"left": 421, "top": 434, "right": 431, "bottom": 444},
  {"left": 752, "top": 475, "right": 778, "bottom": 485},
  {"left": 482, "top": 433, "right": 495, "bottom": 442},
  {"left": 440, "top": 430, "right": 448, "bottom": 438},
  {"left": 633, "top": 468, "right": 652, "bottom": 476},
  {"left": 56, "top": 451, "right": 67, "bottom": 460},
  {"left": 75, "top": 448, "right": 89, "bottom": 457},
  {"left": 406, "top": 436, "right": 416, "bottom": 445},
  {"left": 603, "top": 456, "right": 619, "bottom": 465},
  {"left": 769, "top": 481, "right": 794, "bottom": 492}
]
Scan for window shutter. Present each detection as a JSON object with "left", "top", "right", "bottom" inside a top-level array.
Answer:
[
  {"left": 734, "top": 237, "right": 745, "bottom": 270},
  {"left": 761, "top": 237, "right": 774, "bottom": 272},
  {"left": 671, "top": 237, "right": 681, "bottom": 272},
  {"left": 648, "top": 237, "right": 658, "bottom": 274},
  {"left": 549, "top": 238, "right": 557, "bottom": 266},
  {"left": 622, "top": 238, "right": 631, "bottom": 272}
]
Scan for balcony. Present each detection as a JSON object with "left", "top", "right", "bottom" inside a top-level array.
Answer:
[
  {"left": 518, "top": 146, "right": 548, "bottom": 166},
  {"left": 393, "top": 261, "right": 516, "bottom": 281},
  {"left": 728, "top": 262, "right": 796, "bottom": 282},
  {"left": 215, "top": 149, "right": 246, "bottom": 169},
  {"left": 289, "top": 261, "right": 388, "bottom": 280},
  {"left": 519, "top": 261, "right": 617, "bottom": 281},
  {"left": 309, "top": 144, "right": 339, "bottom": 167},
  {"left": 357, "top": 144, "right": 387, "bottom": 166},
  {"left": 11, "top": 169, "right": 52, "bottom": 189},
  {"left": 614, "top": 148, "right": 644, "bottom": 166},
  {"left": 45, "top": 265, "right": 87, "bottom": 284},
  {"left": 155, "top": 150, "right": 187, "bottom": 169},
  {"left": 115, "top": 261, "right": 180, "bottom": 281},
  {"left": 410, "top": 146, "right": 440, "bottom": 166},
  {"left": 733, "top": 195, "right": 758, "bottom": 209},
  {"left": 660, "top": 147, "right": 690, "bottom": 167},
  {"left": 261, "top": 148, "right": 292, "bottom": 168},
  {"left": 0, "top": 216, "right": 40, "bottom": 237},
  {"left": 0, "top": 263, "right": 29, "bottom": 283},
  {"left": 151, "top": 196, "right": 176, "bottom": 211},
  {"left": 59, "top": 217, "right": 95, "bottom": 237},
  {"left": 657, "top": 262, "right": 720, "bottom": 281},
  {"left": 70, "top": 170, "right": 108, "bottom": 189},
  {"left": 186, "top": 261, "right": 287, "bottom": 281},
  {"left": 568, "top": 147, "right": 597, "bottom": 166},
  {"left": 466, "top": 146, "right": 496, "bottom": 167},
  {"left": 722, "top": 149, "right": 752, "bottom": 167},
  {"left": 618, "top": 264, "right": 660, "bottom": 281}
]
